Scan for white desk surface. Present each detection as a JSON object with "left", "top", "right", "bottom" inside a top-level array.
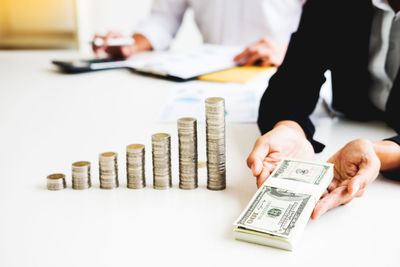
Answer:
[{"left": 0, "top": 50, "right": 399, "bottom": 267}]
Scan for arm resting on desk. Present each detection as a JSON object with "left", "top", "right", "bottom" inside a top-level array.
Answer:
[{"left": 375, "top": 137, "right": 400, "bottom": 181}]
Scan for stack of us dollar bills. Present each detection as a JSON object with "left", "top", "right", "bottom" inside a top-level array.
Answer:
[{"left": 233, "top": 158, "right": 334, "bottom": 251}]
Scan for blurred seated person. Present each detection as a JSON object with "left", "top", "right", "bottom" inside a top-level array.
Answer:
[{"left": 93, "top": 0, "right": 306, "bottom": 67}]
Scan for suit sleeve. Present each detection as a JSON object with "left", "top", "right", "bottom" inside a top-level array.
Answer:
[
  {"left": 381, "top": 136, "right": 400, "bottom": 181},
  {"left": 257, "top": 0, "right": 334, "bottom": 153},
  {"left": 135, "top": 0, "right": 189, "bottom": 51}
]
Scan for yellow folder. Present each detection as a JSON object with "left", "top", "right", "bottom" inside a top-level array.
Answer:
[{"left": 198, "top": 66, "right": 273, "bottom": 83}]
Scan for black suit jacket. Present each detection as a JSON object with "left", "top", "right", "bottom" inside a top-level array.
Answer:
[{"left": 257, "top": 0, "right": 400, "bottom": 179}]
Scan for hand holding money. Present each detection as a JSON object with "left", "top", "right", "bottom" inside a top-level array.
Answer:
[
  {"left": 92, "top": 32, "right": 152, "bottom": 59},
  {"left": 247, "top": 121, "right": 315, "bottom": 187},
  {"left": 311, "top": 139, "right": 381, "bottom": 220}
]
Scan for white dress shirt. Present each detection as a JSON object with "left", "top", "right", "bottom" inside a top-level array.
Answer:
[
  {"left": 135, "top": 0, "right": 305, "bottom": 51},
  {"left": 369, "top": 0, "right": 400, "bottom": 111}
]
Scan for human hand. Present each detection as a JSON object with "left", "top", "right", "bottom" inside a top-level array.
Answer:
[
  {"left": 247, "top": 121, "right": 315, "bottom": 188},
  {"left": 92, "top": 31, "right": 137, "bottom": 59},
  {"left": 234, "top": 37, "right": 288, "bottom": 67},
  {"left": 311, "top": 139, "right": 381, "bottom": 220}
]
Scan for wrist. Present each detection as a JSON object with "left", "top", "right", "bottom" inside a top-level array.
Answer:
[
  {"left": 133, "top": 33, "right": 153, "bottom": 52},
  {"left": 274, "top": 120, "right": 306, "bottom": 138},
  {"left": 373, "top": 140, "right": 400, "bottom": 171}
]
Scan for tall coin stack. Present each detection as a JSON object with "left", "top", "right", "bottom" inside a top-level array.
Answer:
[
  {"left": 177, "top": 117, "right": 198, "bottom": 189},
  {"left": 71, "top": 161, "right": 91, "bottom": 189},
  {"left": 152, "top": 133, "right": 172, "bottom": 190},
  {"left": 205, "top": 97, "right": 226, "bottom": 190},
  {"left": 126, "top": 144, "right": 146, "bottom": 189},
  {"left": 99, "top": 152, "right": 119, "bottom": 189},
  {"left": 47, "top": 173, "right": 66, "bottom": 190}
]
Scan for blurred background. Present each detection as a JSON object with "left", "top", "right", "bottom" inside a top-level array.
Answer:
[{"left": 0, "top": 0, "right": 202, "bottom": 53}]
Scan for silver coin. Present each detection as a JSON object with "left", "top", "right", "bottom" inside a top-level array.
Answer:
[
  {"left": 152, "top": 133, "right": 172, "bottom": 189},
  {"left": 205, "top": 97, "right": 226, "bottom": 191},
  {"left": 47, "top": 173, "right": 66, "bottom": 190},
  {"left": 71, "top": 161, "right": 91, "bottom": 190},
  {"left": 99, "top": 152, "right": 119, "bottom": 189}
]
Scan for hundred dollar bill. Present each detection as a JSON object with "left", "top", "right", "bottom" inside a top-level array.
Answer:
[
  {"left": 271, "top": 158, "right": 331, "bottom": 185},
  {"left": 233, "top": 158, "right": 333, "bottom": 251},
  {"left": 265, "top": 158, "right": 334, "bottom": 197}
]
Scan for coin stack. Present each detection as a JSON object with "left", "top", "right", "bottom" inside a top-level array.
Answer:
[
  {"left": 99, "top": 152, "right": 119, "bottom": 189},
  {"left": 126, "top": 144, "right": 146, "bottom": 189},
  {"left": 47, "top": 173, "right": 66, "bottom": 190},
  {"left": 152, "top": 133, "right": 172, "bottom": 190},
  {"left": 205, "top": 97, "right": 226, "bottom": 190},
  {"left": 177, "top": 117, "right": 198, "bottom": 189},
  {"left": 71, "top": 161, "right": 91, "bottom": 190}
]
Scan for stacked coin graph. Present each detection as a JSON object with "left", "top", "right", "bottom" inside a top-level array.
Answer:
[
  {"left": 126, "top": 144, "right": 146, "bottom": 189},
  {"left": 99, "top": 152, "right": 119, "bottom": 189},
  {"left": 152, "top": 133, "right": 172, "bottom": 190},
  {"left": 177, "top": 117, "right": 198, "bottom": 190},
  {"left": 46, "top": 97, "right": 227, "bottom": 191},
  {"left": 205, "top": 97, "right": 226, "bottom": 190},
  {"left": 72, "top": 161, "right": 91, "bottom": 190}
]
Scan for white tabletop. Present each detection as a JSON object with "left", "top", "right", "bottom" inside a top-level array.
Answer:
[{"left": 0, "top": 50, "right": 399, "bottom": 267}]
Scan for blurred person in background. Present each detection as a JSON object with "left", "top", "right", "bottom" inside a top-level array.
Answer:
[{"left": 93, "top": 0, "right": 306, "bottom": 67}]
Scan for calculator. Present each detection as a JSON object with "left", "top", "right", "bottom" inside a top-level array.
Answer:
[{"left": 52, "top": 58, "right": 130, "bottom": 74}]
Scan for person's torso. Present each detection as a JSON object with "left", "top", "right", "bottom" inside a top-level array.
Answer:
[
  {"left": 368, "top": 0, "right": 400, "bottom": 111},
  {"left": 326, "top": 0, "right": 400, "bottom": 131},
  {"left": 186, "top": 0, "right": 304, "bottom": 46}
]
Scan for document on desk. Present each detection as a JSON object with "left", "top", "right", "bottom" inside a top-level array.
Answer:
[
  {"left": 158, "top": 80, "right": 267, "bottom": 123},
  {"left": 128, "top": 44, "right": 242, "bottom": 80},
  {"left": 52, "top": 44, "right": 242, "bottom": 77},
  {"left": 199, "top": 66, "right": 273, "bottom": 84},
  {"left": 233, "top": 158, "right": 333, "bottom": 251}
]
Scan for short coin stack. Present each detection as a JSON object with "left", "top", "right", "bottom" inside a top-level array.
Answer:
[
  {"left": 47, "top": 173, "right": 66, "bottom": 190},
  {"left": 99, "top": 152, "right": 119, "bottom": 189},
  {"left": 71, "top": 161, "right": 91, "bottom": 190},
  {"left": 152, "top": 133, "right": 172, "bottom": 190},
  {"left": 126, "top": 144, "right": 146, "bottom": 189},
  {"left": 205, "top": 97, "right": 226, "bottom": 190},
  {"left": 177, "top": 117, "right": 198, "bottom": 190}
]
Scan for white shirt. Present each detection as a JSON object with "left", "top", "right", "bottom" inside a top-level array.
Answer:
[
  {"left": 135, "top": 0, "right": 305, "bottom": 51},
  {"left": 369, "top": 0, "right": 400, "bottom": 111}
]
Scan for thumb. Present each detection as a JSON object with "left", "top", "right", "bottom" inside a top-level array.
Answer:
[
  {"left": 348, "top": 162, "right": 378, "bottom": 197},
  {"left": 247, "top": 139, "right": 270, "bottom": 177},
  {"left": 121, "top": 46, "right": 134, "bottom": 58}
]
